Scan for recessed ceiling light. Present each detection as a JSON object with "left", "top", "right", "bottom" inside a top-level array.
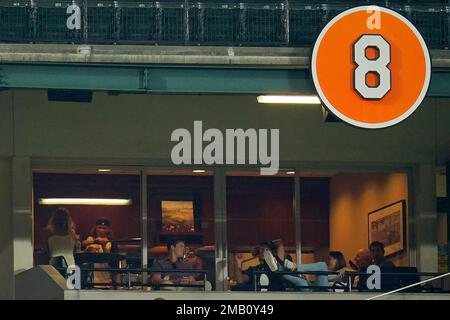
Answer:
[
  {"left": 98, "top": 169, "right": 111, "bottom": 172},
  {"left": 257, "top": 95, "right": 321, "bottom": 104},
  {"left": 286, "top": 171, "right": 295, "bottom": 175},
  {"left": 192, "top": 170, "right": 206, "bottom": 174}
]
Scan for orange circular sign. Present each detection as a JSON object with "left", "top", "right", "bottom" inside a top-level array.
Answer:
[{"left": 311, "top": 6, "right": 431, "bottom": 129}]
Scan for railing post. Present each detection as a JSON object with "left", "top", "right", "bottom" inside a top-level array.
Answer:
[
  {"left": 446, "top": 6, "right": 450, "bottom": 49},
  {"left": 184, "top": 0, "right": 189, "bottom": 45},
  {"left": 114, "top": 1, "right": 120, "bottom": 43},
  {"left": 29, "top": 0, "right": 37, "bottom": 42},
  {"left": 199, "top": 3, "right": 205, "bottom": 43},
  {"left": 156, "top": 2, "right": 162, "bottom": 42},
  {"left": 284, "top": 0, "right": 289, "bottom": 46},
  {"left": 239, "top": 3, "right": 246, "bottom": 43},
  {"left": 83, "top": 0, "right": 88, "bottom": 44}
]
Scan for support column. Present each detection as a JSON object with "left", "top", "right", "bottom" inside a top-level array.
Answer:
[
  {"left": 413, "top": 163, "right": 438, "bottom": 272},
  {"left": 294, "top": 167, "right": 301, "bottom": 265},
  {"left": 140, "top": 170, "right": 148, "bottom": 286},
  {"left": 0, "top": 158, "right": 13, "bottom": 299},
  {"left": 12, "top": 156, "right": 33, "bottom": 275},
  {"left": 447, "top": 161, "right": 450, "bottom": 272},
  {"left": 214, "top": 168, "right": 227, "bottom": 291}
]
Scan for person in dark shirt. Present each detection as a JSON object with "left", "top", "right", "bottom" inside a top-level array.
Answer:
[
  {"left": 369, "top": 241, "right": 395, "bottom": 268},
  {"left": 233, "top": 242, "right": 286, "bottom": 291},
  {"left": 150, "top": 239, "right": 198, "bottom": 286}
]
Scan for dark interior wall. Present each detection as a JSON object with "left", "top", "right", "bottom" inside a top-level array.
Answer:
[
  {"left": 147, "top": 175, "right": 215, "bottom": 247},
  {"left": 301, "top": 178, "right": 330, "bottom": 250},
  {"left": 33, "top": 173, "right": 141, "bottom": 263},
  {"left": 226, "top": 176, "right": 330, "bottom": 250},
  {"left": 227, "top": 176, "right": 295, "bottom": 247}
]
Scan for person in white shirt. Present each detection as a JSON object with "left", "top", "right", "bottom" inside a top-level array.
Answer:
[{"left": 45, "top": 208, "right": 79, "bottom": 267}]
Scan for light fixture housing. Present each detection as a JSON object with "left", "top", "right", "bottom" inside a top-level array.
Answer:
[
  {"left": 192, "top": 169, "right": 207, "bottom": 174},
  {"left": 39, "top": 198, "right": 132, "bottom": 206},
  {"left": 257, "top": 95, "right": 321, "bottom": 105}
]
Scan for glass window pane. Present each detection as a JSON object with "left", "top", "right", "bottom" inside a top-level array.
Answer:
[
  {"left": 147, "top": 169, "right": 215, "bottom": 291},
  {"left": 33, "top": 169, "right": 141, "bottom": 289},
  {"left": 226, "top": 170, "right": 295, "bottom": 291}
]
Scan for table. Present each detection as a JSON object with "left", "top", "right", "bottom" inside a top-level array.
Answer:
[{"left": 74, "top": 252, "right": 126, "bottom": 267}]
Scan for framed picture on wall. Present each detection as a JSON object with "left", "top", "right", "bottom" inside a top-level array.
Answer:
[
  {"left": 161, "top": 199, "right": 195, "bottom": 233},
  {"left": 156, "top": 194, "right": 203, "bottom": 244},
  {"left": 368, "top": 200, "right": 406, "bottom": 256}
]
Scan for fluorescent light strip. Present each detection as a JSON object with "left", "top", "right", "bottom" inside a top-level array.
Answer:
[
  {"left": 257, "top": 95, "right": 321, "bottom": 105},
  {"left": 39, "top": 198, "right": 132, "bottom": 206}
]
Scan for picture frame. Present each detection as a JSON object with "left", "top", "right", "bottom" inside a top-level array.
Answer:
[
  {"left": 368, "top": 200, "right": 406, "bottom": 257},
  {"left": 161, "top": 199, "right": 196, "bottom": 233},
  {"left": 155, "top": 194, "right": 203, "bottom": 244}
]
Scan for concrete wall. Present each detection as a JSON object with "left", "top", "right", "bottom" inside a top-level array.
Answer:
[
  {"left": 0, "top": 158, "right": 13, "bottom": 299},
  {"left": 15, "top": 265, "right": 66, "bottom": 300},
  {"left": 436, "top": 98, "right": 450, "bottom": 164},
  {"left": 10, "top": 90, "right": 441, "bottom": 164},
  {"left": 0, "top": 90, "right": 13, "bottom": 157}
]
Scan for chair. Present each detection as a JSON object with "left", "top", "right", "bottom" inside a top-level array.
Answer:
[
  {"left": 259, "top": 273, "right": 270, "bottom": 292},
  {"left": 49, "top": 256, "right": 68, "bottom": 277},
  {"left": 331, "top": 281, "right": 349, "bottom": 292}
]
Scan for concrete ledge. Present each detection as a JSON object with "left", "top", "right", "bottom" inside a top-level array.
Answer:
[
  {"left": 15, "top": 265, "right": 67, "bottom": 300},
  {"left": 65, "top": 290, "right": 450, "bottom": 300},
  {"left": 0, "top": 44, "right": 310, "bottom": 67},
  {"left": 0, "top": 44, "right": 448, "bottom": 68}
]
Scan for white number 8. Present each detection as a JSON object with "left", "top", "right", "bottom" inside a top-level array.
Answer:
[{"left": 353, "top": 35, "right": 391, "bottom": 100}]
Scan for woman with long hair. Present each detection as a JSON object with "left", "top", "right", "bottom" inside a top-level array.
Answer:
[{"left": 45, "top": 207, "right": 79, "bottom": 266}]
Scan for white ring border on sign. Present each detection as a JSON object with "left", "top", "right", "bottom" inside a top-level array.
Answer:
[{"left": 311, "top": 5, "right": 432, "bottom": 129}]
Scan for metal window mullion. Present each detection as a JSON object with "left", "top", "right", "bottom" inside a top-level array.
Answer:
[
  {"left": 140, "top": 170, "right": 148, "bottom": 288},
  {"left": 295, "top": 166, "right": 302, "bottom": 265},
  {"left": 214, "top": 168, "right": 228, "bottom": 291}
]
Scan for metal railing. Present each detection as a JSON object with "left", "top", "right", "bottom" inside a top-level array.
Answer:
[
  {"left": 367, "top": 272, "right": 450, "bottom": 299},
  {"left": 60, "top": 267, "right": 209, "bottom": 290},
  {"left": 252, "top": 269, "right": 450, "bottom": 293},
  {"left": 0, "top": 1, "right": 448, "bottom": 49}
]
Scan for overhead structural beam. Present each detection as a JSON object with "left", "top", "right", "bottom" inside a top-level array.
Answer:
[{"left": 1, "top": 63, "right": 450, "bottom": 96}]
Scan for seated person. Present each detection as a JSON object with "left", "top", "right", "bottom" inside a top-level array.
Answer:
[
  {"left": 264, "top": 239, "right": 329, "bottom": 291},
  {"left": 326, "top": 251, "right": 353, "bottom": 290},
  {"left": 150, "top": 239, "right": 207, "bottom": 290},
  {"left": 82, "top": 218, "right": 113, "bottom": 253},
  {"left": 82, "top": 218, "right": 116, "bottom": 288},
  {"left": 348, "top": 248, "right": 372, "bottom": 289},
  {"left": 233, "top": 242, "right": 287, "bottom": 291},
  {"left": 45, "top": 207, "right": 80, "bottom": 267},
  {"left": 369, "top": 241, "right": 395, "bottom": 268},
  {"left": 350, "top": 248, "right": 372, "bottom": 271}
]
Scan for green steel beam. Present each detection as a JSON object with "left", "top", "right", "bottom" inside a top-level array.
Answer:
[{"left": 0, "top": 63, "right": 450, "bottom": 96}]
